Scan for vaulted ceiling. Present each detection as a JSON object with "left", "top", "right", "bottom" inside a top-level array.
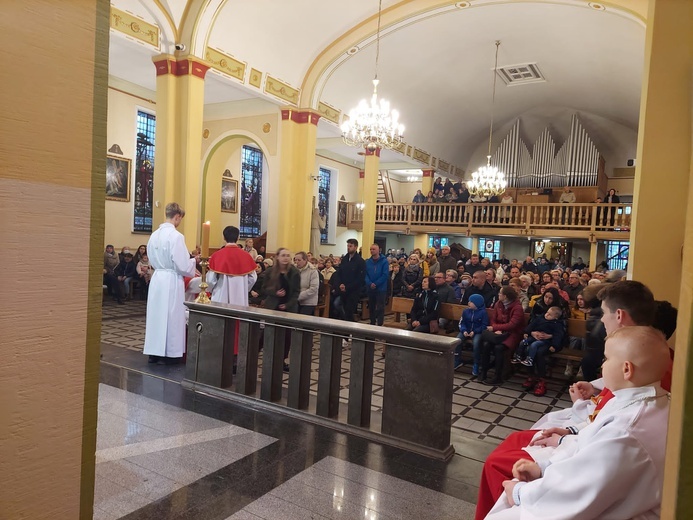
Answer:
[{"left": 108, "top": 0, "right": 648, "bottom": 175}]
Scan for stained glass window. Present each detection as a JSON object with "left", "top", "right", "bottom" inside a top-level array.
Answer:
[
  {"left": 240, "top": 145, "right": 263, "bottom": 237},
  {"left": 318, "top": 167, "right": 331, "bottom": 244},
  {"left": 133, "top": 111, "right": 155, "bottom": 232}
]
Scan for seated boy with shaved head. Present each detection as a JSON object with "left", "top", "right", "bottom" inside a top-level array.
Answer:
[{"left": 485, "top": 326, "right": 671, "bottom": 520}]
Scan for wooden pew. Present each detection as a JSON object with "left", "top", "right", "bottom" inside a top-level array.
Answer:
[{"left": 384, "top": 296, "right": 414, "bottom": 329}]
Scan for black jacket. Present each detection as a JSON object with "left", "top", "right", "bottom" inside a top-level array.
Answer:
[
  {"left": 339, "top": 253, "right": 366, "bottom": 295},
  {"left": 461, "top": 282, "right": 497, "bottom": 308},
  {"left": 115, "top": 260, "right": 137, "bottom": 278},
  {"left": 410, "top": 289, "right": 439, "bottom": 324}
]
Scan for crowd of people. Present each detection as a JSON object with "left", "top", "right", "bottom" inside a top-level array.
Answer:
[
  {"left": 412, "top": 177, "right": 621, "bottom": 207},
  {"left": 103, "top": 244, "right": 153, "bottom": 304},
  {"left": 119, "top": 201, "right": 675, "bottom": 520}
]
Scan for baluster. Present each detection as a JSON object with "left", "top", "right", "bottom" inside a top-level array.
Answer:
[
  {"left": 236, "top": 320, "right": 261, "bottom": 395},
  {"left": 316, "top": 334, "right": 342, "bottom": 419},
  {"left": 347, "top": 337, "right": 375, "bottom": 427},
  {"left": 260, "top": 324, "right": 286, "bottom": 402},
  {"left": 287, "top": 328, "right": 314, "bottom": 410}
]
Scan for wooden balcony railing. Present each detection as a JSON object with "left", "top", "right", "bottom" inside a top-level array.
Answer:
[{"left": 347, "top": 202, "right": 632, "bottom": 235}]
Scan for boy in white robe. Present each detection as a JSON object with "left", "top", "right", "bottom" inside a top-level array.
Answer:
[
  {"left": 206, "top": 226, "right": 257, "bottom": 306},
  {"left": 143, "top": 203, "right": 198, "bottom": 364},
  {"left": 486, "top": 326, "right": 671, "bottom": 520}
]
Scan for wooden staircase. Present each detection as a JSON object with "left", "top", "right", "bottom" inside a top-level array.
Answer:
[{"left": 378, "top": 170, "right": 394, "bottom": 203}]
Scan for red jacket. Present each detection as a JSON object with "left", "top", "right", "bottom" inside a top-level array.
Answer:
[{"left": 490, "top": 299, "right": 525, "bottom": 349}]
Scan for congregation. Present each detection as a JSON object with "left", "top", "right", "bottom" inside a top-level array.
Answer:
[{"left": 104, "top": 202, "right": 678, "bottom": 520}]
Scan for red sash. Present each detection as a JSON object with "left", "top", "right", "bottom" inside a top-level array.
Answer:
[{"left": 588, "top": 388, "right": 615, "bottom": 422}]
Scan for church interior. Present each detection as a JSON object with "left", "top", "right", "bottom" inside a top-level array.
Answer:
[{"left": 2, "top": 0, "right": 693, "bottom": 518}]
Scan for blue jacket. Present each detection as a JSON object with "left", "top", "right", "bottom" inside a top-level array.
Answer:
[
  {"left": 459, "top": 307, "right": 489, "bottom": 335},
  {"left": 365, "top": 254, "right": 390, "bottom": 293}
]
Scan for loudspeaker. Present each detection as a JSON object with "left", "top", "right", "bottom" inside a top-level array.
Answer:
[{"left": 627, "top": 159, "right": 635, "bottom": 167}]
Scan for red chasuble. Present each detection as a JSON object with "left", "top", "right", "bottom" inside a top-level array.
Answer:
[{"left": 209, "top": 244, "right": 257, "bottom": 276}]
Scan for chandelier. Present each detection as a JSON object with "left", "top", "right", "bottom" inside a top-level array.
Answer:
[
  {"left": 467, "top": 41, "right": 507, "bottom": 198},
  {"left": 341, "top": 0, "right": 404, "bottom": 152}
]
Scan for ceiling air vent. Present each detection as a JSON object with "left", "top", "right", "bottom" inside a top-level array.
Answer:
[{"left": 497, "top": 63, "right": 545, "bottom": 86}]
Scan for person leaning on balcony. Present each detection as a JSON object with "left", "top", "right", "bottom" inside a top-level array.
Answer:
[
  {"left": 412, "top": 190, "right": 425, "bottom": 203},
  {"left": 459, "top": 183, "right": 470, "bottom": 203},
  {"left": 425, "top": 191, "right": 435, "bottom": 203}
]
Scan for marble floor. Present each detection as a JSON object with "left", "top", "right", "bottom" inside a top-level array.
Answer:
[{"left": 96, "top": 298, "right": 575, "bottom": 519}]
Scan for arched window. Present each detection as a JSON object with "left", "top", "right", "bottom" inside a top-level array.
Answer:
[
  {"left": 133, "top": 111, "right": 155, "bottom": 232},
  {"left": 240, "top": 145, "right": 263, "bottom": 237},
  {"left": 318, "top": 167, "right": 331, "bottom": 244}
]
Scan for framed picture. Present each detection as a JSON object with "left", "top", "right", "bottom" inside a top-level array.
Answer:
[
  {"left": 106, "top": 156, "right": 131, "bottom": 202},
  {"left": 337, "top": 200, "right": 348, "bottom": 227},
  {"left": 221, "top": 178, "right": 238, "bottom": 213}
]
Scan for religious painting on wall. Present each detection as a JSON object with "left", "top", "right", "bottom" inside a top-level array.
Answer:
[
  {"left": 221, "top": 174, "right": 238, "bottom": 213},
  {"left": 106, "top": 156, "right": 131, "bottom": 201},
  {"left": 337, "top": 201, "right": 348, "bottom": 227}
]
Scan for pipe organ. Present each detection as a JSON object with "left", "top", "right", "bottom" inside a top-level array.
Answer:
[{"left": 490, "top": 114, "right": 602, "bottom": 188}]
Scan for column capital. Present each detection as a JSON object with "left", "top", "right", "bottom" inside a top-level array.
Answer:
[
  {"left": 364, "top": 146, "right": 381, "bottom": 157},
  {"left": 422, "top": 169, "right": 435, "bottom": 177},
  {"left": 281, "top": 108, "right": 321, "bottom": 125},
  {"left": 153, "top": 55, "right": 210, "bottom": 79}
]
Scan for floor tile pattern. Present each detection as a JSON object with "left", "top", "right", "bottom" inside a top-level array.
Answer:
[{"left": 93, "top": 384, "right": 277, "bottom": 519}]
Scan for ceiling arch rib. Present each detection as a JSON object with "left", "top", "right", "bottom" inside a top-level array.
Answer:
[{"left": 302, "top": 0, "right": 645, "bottom": 109}]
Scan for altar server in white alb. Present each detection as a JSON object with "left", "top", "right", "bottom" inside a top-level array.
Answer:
[
  {"left": 486, "top": 325, "right": 671, "bottom": 520},
  {"left": 206, "top": 225, "right": 257, "bottom": 306},
  {"left": 143, "top": 202, "right": 198, "bottom": 364}
]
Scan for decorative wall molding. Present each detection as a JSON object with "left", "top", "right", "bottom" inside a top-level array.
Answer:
[
  {"left": 317, "top": 102, "right": 340, "bottom": 124},
  {"left": 265, "top": 76, "right": 300, "bottom": 106},
  {"left": 249, "top": 68, "right": 263, "bottom": 88},
  {"left": 205, "top": 47, "right": 246, "bottom": 82},
  {"left": 110, "top": 7, "right": 160, "bottom": 48},
  {"left": 412, "top": 148, "right": 431, "bottom": 164}
]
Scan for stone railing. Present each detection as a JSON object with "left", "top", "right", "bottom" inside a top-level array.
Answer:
[
  {"left": 184, "top": 302, "right": 459, "bottom": 460},
  {"left": 347, "top": 202, "right": 632, "bottom": 235}
]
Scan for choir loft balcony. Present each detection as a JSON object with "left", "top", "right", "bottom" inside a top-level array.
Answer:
[{"left": 346, "top": 202, "right": 632, "bottom": 240}]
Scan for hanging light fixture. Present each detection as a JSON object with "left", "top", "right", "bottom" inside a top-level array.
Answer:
[
  {"left": 467, "top": 41, "right": 507, "bottom": 198},
  {"left": 341, "top": 0, "right": 404, "bottom": 152}
]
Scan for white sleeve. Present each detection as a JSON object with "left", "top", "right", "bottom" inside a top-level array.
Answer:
[
  {"left": 518, "top": 426, "right": 659, "bottom": 519},
  {"left": 171, "top": 233, "right": 197, "bottom": 277},
  {"left": 206, "top": 271, "right": 218, "bottom": 290}
]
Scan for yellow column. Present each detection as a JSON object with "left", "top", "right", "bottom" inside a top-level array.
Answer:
[
  {"left": 152, "top": 56, "right": 209, "bottom": 251},
  {"left": 629, "top": 0, "right": 692, "bottom": 306},
  {"left": 422, "top": 168, "right": 434, "bottom": 196},
  {"left": 361, "top": 148, "right": 380, "bottom": 254},
  {"left": 276, "top": 109, "right": 320, "bottom": 253},
  {"left": 414, "top": 233, "right": 429, "bottom": 253},
  {"left": 588, "top": 240, "right": 598, "bottom": 272},
  {"left": 636, "top": 2, "right": 693, "bottom": 517}
]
